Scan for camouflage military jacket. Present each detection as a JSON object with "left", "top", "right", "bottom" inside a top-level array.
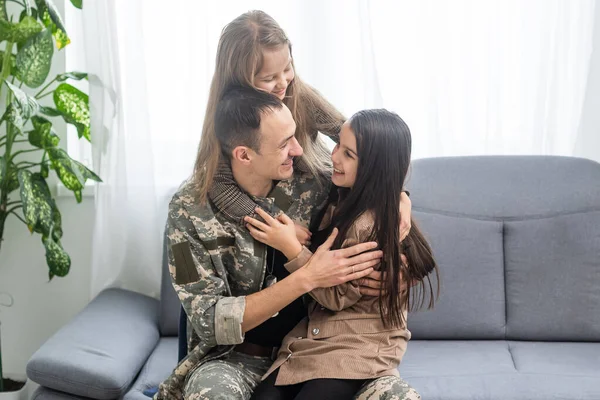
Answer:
[{"left": 155, "top": 170, "right": 331, "bottom": 400}]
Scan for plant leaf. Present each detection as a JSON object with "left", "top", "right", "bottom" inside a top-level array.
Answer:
[
  {"left": 51, "top": 201, "right": 62, "bottom": 240},
  {"left": 16, "top": 8, "right": 40, "bottom": 53},
  {"left": 1, "top": 153, "right": 20, "bottom": 194},
  {"left": 0, "top": 50, "right": 17, "bottom": 74},
  {"left": 79, "top": 163, "right": 101, "bottom": 182},
  {"left": 24, "top": 0, "right": 32, "bottom": 18},
  {"left": 0, "top": 0, "right": 8, "bottom": 21},
  {"left": 35, "top": 0, "right": 70, "bottom": 49},
  {"left": 47, "top": 147, "right": 85, "bottom": 200},
  {"left": 56, "top": 71, "right": 87, "bottom": 81},
  {"left": 40, "top": 161, "right": 49, "bottom": 178},
  {"left": 43, "top": 234, "right": 70, "bottom": 278},
  {"left": 3, "top": 105, "right": 25, "bottom": 131},
  {"left": 19, "top": 7, "right": 38, "bottom": 23},
  {"left": 46, "top": 148, "right": 100, "bottom": 201},
  {"left": 16, "top": 28, "right": 54, "bottom": 88},
  {"left": 18, "top": 169, "right": 57, "bottom": 236},
  {"left": 16, "top": 16, "right": 42, "bottom": 43},
  {"left": 4, "top": 81, "right": 40, "bottom": 130},
  {"left": 39, "top": 105, "right": 61, "bottom": 116},
  {"left": 53, "top": 83, "right": 90, "bottom": 141},
  {"left": 0, "top": 50, "right": 21, "bottom": 81},
  {"left": 29, "top": 115, "right": 60, "bottom": 148},
  {"left": 0, "top": 16, "right": 42, "bottom": 43},
  {"left": 69, "top": 0, "right": 82, "bottom": 9},
  {"left": 4, "top": 163, "right": 20, "bottom": 193},
  {"left": 6, "top": 81, "right": 40, "bottom": 116}
]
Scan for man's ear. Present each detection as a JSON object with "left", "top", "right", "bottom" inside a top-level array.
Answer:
[{"left": 232, "top": 146, "right": 252, "bottom": 164}]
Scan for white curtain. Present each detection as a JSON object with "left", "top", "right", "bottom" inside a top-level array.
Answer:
[
  {"left": 81, "top": 1, "right": 164, "bottom": 298},
  {"left": 77, "top": 0, "right": 596, "bottom": 298},
  {"left": 368, "top": 0, "right": 596, "bottom": 160}
]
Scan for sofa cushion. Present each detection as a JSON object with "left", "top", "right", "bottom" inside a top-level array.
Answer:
[
  {"left": 401, "top": 340, "right": 516, "bottom": 378},
  {"left": 508, "top": 341, "right": 600, "bottom": 376},
  {"left": 123, "top": 338, "right": 178, "bottom": 400},
  {"left": 404, "top": 372, "right": 600, "bottom": 400},
  {"left": 32, "top": 386, "right": 93, "bottom": 400},
  {"left": 408, "top": 212, "right": 505, "bottom": 339},
  {"left": 27, "top": 289, "right": 160, "bottom": 400},
  {"left": 505, "top": 212, "right": 600, "bottom": 341},
  {"left": 401, "top": 340, "right": 600, "bottom": 400}
]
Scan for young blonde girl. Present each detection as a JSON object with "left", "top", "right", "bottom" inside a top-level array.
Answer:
[
  {"left": 196, "top": 10, "right": 342, "bottom": 201},
  {"left": 245, "top": 109, "right": 439, "bottom": 400}
]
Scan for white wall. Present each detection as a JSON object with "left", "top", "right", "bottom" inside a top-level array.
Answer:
[
  {"left": 0, "top": 0, "right": 95, "bottom": 377},
  {"left": 0, "top": 199, "right": 94, "bottom": 376}
]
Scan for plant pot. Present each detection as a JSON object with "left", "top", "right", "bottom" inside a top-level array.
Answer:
[{"left": 0, "top": 375, "right": 27, "bottom": 400}]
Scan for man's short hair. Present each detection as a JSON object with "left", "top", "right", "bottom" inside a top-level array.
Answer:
[{"left": 214, "top": 85, "right": 283, "bottom": 157}]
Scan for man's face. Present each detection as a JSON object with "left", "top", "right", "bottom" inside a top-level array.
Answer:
[{"left": 249, "top": 105, "right": 303, "bottom": 181}]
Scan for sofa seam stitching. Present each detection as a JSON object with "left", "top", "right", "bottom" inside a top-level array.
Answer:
[
  {"left": 502, "top": 221, "right": 508, "bottom": 341},
  {"left": 413, "top": 207, "right": 600, "bottom": 222},
  {"left": 507, "top": 341, "right": 517, "bottom": 371}
]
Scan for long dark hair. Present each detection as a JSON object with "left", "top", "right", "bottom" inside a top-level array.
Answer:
[{"left": 330, "top": 109, "right": 439, "bottom": 328}]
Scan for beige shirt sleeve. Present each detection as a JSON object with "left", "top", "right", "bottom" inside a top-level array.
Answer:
[
  {"left": 283, "top": 224, "right": 366, "bottom": 312},
  {"left": 301, "top": 83, "right": 345, "bottom": 142},
  {"left": 284, "top": 246, "right": 313, "bottom": 273}
]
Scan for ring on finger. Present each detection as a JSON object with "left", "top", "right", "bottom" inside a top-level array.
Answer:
[{"left": 352, "top": 266, "right": 355, "bottom": 274}]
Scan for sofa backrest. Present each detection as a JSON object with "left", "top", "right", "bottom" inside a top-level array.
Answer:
[
  {"left": 406, "top": 156, "right": 600, "bottom": 341},
  {"left": 158, "top": 156, "right": 600, "bottom": 341}
]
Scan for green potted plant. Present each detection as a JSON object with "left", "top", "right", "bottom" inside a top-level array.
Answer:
[{"left": 0, "top": 0, "right": 98, "bottom": 397}]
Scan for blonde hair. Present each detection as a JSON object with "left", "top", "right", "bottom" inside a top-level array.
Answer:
[{"left": 193, "top": 10, "right": 343, "bottom": 202}]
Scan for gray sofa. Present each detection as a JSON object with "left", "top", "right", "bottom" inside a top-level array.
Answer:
[{"left": 27, "top": 156, "right": 600, "bottom": 400}]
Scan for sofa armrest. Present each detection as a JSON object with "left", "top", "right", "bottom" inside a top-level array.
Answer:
[{"left": 27, "top": 288, "right": 161, "bottom": 400}]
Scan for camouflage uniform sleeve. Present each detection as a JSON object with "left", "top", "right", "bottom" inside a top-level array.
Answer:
[{"left": 167, "top": 196, "right": 245, "bottom": 346}]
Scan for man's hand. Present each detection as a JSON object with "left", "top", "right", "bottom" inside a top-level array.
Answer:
[
  {"left": 357, "top": 254, "right": 410, "bottom": 296},
  {"left": 298, "top": 228, "right": 383, "bottom": 291}
]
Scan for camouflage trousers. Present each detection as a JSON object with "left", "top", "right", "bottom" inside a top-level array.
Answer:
[{"left": 183, "top": 351, "right": 421, "bottom": 400}]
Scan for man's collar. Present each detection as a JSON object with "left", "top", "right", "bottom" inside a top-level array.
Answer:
[{"left": 208, "top": 159, "right": 293, "bottom": 224}]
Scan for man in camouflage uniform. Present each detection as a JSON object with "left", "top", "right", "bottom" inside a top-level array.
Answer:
[{"left": 155, "top": 86, "right": 421, "bottom": 400}]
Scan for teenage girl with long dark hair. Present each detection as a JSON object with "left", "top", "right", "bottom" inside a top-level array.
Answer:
[{"left": 245, "top": 109, "right": 440, "bottom": 400}]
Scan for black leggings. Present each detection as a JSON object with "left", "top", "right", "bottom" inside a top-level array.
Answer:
[{"left": 251, "top": 368, "right": 366, "bottom": 400}]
